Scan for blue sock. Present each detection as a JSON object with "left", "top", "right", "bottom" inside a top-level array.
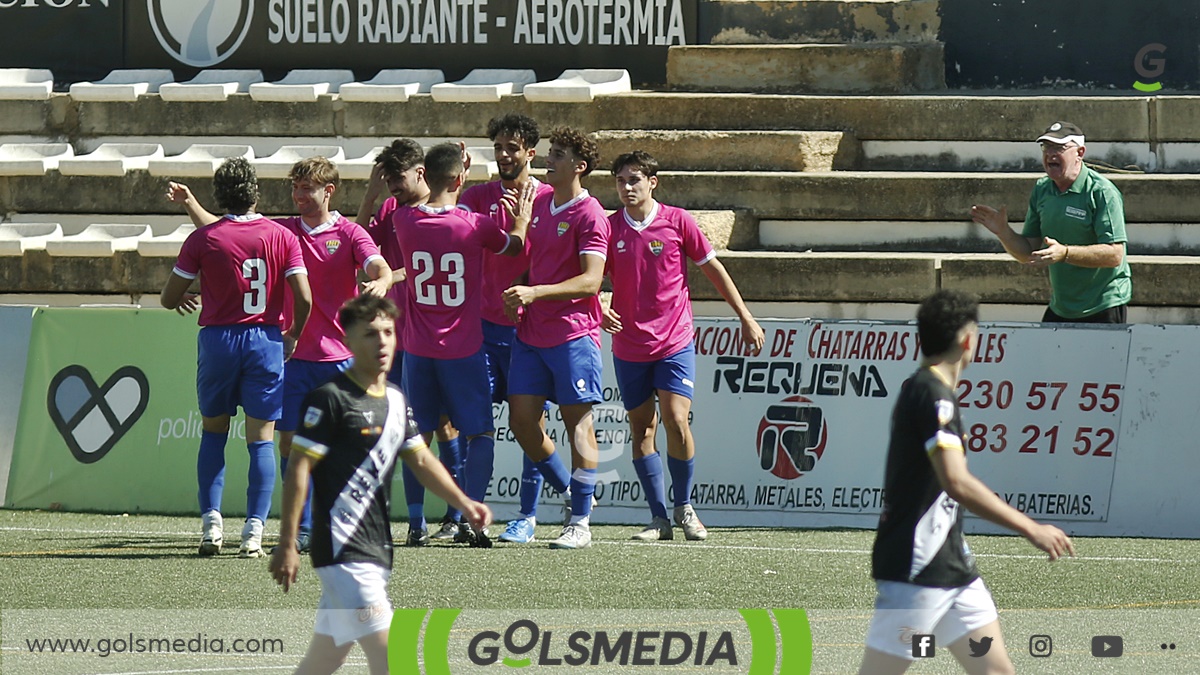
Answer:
[
  {"left": 402, "top": 463, "right": 426, "bottom": 528},
  {"left": 197, "top": 430, "right": 227, "bottom": 513},
  {"left": 518, "top": 454, "right": 543, "bottom": 519},
  {"left": 463, "top": 435, "right": 495, "bottom": 503},
  {"left": 441, "top": 436, "right": 464, "bottom": 522},
  {"left": 533, "top": 452, "right": 571, "bottom": 495},
  {"left": 668, "top": 456, "right": 695, "bottom": 507},
  {"left": 633, "top": 453, "right": 669, "bottom": 520},
  {"left": 246, "top": 440, "right": 275, "bottom": 522},
  {"left": 570, "top": 468, "right": 597, "bottom": 523}
]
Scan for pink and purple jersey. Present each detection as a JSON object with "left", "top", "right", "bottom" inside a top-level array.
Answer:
[
  {"left": 173, "top": 214, "right": 306, "bottom": 327},
  {"left": 367, "top": 197, "right": 407, "bottom": 351},
  {"left": 277, "top": 213, "right": 383, "bottom": 362},
  {"left": 461, "top": 178, "right": 554, "bottom": 326},
  {"left": 520, "top": 190, "right": 610, "bottom": 349},
  {"left": 608, "top": 203, "right": 715, "bottom": 362},
  {"left": 394, "top": 204, "right": 512, "bottom": 359}
]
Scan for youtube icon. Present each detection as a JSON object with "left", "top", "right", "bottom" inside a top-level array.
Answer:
[{"left": 1092, "top": 636, "right": 1124, "bottom": 658}]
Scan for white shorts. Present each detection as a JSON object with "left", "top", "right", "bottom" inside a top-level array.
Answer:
[
  {"left": 314, "top": 562, "right": 393, "bottom": 646},
  {"left": 864, "top": 578, "right": 998, "bottom": 660}
]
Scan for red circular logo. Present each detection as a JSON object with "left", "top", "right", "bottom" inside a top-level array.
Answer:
[{"left": 756, "top": 396, "right": 828, "bottom": 480}]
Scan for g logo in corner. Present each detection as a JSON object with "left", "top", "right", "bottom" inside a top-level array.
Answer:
[{"left": 148, "top": 0, "right": 254, "bottom": 68}]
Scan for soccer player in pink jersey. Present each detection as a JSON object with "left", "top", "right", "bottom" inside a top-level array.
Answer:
[
  {"left": 161, "top": 157, "right": 312, "bottom": 558},
  {"left": 460, "top": 114, "right": 555, "bottom": 544},
  {"left": 394, "top": 143, "right": 535, "bottom": 548},
  {"left": 603, "top": 151, "right": 765, "bottom": 541},
  {"left": 503, "top": 127, "right": 610, "bottom": 550},
  {"left": 355, "top": 139, "right": 468, "bottom": 547},
  {"left": 169, "top": 157, "right": 393, "bottom": 555}
]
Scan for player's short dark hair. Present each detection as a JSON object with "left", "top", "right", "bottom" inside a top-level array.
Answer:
[
  {"left": 339, "top": 294, "right": 398, "bottom": 331},
  {"left": 422, "top": 143, "right": 464, "bottom": 192},
  {"left": 611, "top": 150, "right": 659, "bottom": 177},
  {"left": 288, "top": 156, "right": 339, "bottom": 188},
  {"left": 212, "top": 157, "right": 259, "bottom": 213},
  {"left": 374, "top": 138, "right": 425, "bottom": 177},
  {"left": 917, "top": 289, "right": 980, "bottom": 357},
  {"left": 487, "top": 113, "right": 540, "bottom": 148},
  {"left": 548, "top": 126, "right": 600, "bottom": 176}
]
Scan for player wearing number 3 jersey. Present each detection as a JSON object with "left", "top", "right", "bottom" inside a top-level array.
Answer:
[{"left": 162, "top": 157, "right": 312, "bottom": 559}]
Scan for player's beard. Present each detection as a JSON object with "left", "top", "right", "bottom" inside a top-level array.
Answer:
[{"left": 498, "top": 161, "right": 525, "bottom": 182}]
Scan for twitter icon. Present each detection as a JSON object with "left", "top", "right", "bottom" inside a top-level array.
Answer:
[{"left": 968, "top": 636, "right": 993, "bottom": 657}]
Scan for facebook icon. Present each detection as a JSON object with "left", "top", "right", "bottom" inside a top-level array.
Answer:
[{"left": 913, "top": 634, "right": 936, "bottom": 658}]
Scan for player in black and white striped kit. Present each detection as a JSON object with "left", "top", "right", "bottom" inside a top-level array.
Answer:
[
  {"left": 859, "top": 290, "right": 1074, "bottom": 675},
  {"left": 270, "top": 294, "right": 491, "bottom": 675}
]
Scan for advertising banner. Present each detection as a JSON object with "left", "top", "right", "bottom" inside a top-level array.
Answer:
[
  {"left": 0, "top": 1, "right": 123, "bottom": 81},
  {"left": 0, "top": 306, "right": 35, "bottom": 506},
  {"left": 486, "top": 319, "right": 1134, "bottom": 531},
  {"left": 126, "top": 0, "right": 699, "bottom": 84}
]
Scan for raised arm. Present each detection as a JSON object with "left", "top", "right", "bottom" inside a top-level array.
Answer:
[
  {"left": 970, "top": 204, "right": 1038, "bottom": 263},
  {"left": 166, "top": 181, "right": 220, "bottom": 227}
]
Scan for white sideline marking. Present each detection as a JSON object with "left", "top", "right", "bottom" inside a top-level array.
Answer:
[{"left": 0, "top": 525, "right": 1184, "bottom": 564}]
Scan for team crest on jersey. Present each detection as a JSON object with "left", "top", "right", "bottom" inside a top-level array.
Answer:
[
  {"left": 649, "top": 240, "right": 665, "bottom": 256},
  {"left": 557, "top": 222, "right": 570, "bottom": 236},
  {"left": 935, "top": 399, "right": 955, "bottom": 427},
  {"left": 616, "top": 240, "right": 626, "bottom": 252},
  {"left": 324, "top": 239, "right": 341, "bottom": 255},
  {"left": 303, "top": 406, "right": 323, "bottom": 428}
]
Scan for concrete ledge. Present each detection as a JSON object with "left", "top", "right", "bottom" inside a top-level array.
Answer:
[
  {"left": 699, "top": 0, "right": 941, "bottom": 45},
  {"left": 667, "top": 43, "right": 945, "bottom": 94},
  {"left": 592, "top": 130, "right": 861, "bottom": 171},
  {"left": 687, "top": 251, "right": 938, "bottom": 303},
  {"left": 0, "top": 251, "right": 176, "bottom": 294},
  {"left": 0, "top": 94, "right": 1155, "bottom": 143},
  {"left": 940, "top": 254, "right": 1200, "bottom": 307}
]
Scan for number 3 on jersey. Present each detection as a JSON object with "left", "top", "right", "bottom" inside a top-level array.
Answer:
[
  {"left": 242, "top": 257, "right": 267, "bottom": 315},
  {"left": 411, "top": 251, "right": 465, "bottom": 307}
]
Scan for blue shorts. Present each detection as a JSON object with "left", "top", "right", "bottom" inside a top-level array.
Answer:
[
  {"left": 613, "top": 346, "right": 696, "bottom": 411},
  {"left": 279, "top": 358, "right": 352, "bottom": 432},
  {"left": 482, "top": 320, "right": 516, "bottom": 404},
  {"left": 508, "top": 335, "right": 603, "bottom": 406},
  {"left": 402, "top": 350, "right": 494, "bottom": 437},
  {"left": 196, "top": 325, "right": 285, "bottom": 421}
]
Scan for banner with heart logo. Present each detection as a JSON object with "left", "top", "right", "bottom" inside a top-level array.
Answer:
[{"left": 46, "top": 365, "right": 150, "bottom": 465}]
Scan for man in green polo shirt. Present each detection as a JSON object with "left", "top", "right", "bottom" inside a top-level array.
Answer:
[{"left": 971, "top": 121, "right": 1132, "bottom": 323}]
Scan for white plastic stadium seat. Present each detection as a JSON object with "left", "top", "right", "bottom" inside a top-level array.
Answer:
[
  {"left": 69, "top": 69, "right": 175, "bottom": 102},
  {"left": 252, "top": 145, "right": 346, "bottom": 179},
  {"left": 45, "top": 224, "right": 152, "bottom": 257},
  {"left": 138, "top": 223, "right": 196, "bottom": 257},
  {"left": 430, "top": 69, "right": 538, "bottom": 103},
  {"left": 0, "top": 143, "right": 75, "bottom": 175},
  {"left": 148, "top": 144, "right": 255, "bottom": 177},
  {"left": 248, "top": 70, "right": 356, "bottom": 102},
  {"left": 464, "top": 147, "right": 497, "bottom": 181},
  {"left": 522, "top": 69, "right": 632, "bottom": 103},
  {"left": 57, "top": 143, "right": 165, "bottom": 176},
  {"left": 0, "top": 223, "right": 63, "bottom": 255},
  {"left": 0, "top": 68, "right": 54, "bottom": 100},
  {"left": 339, "top": 69, "right": 445, "bottom": 102},
  {"left": 158, "top": 70, "right": 265, "bottom": 102}
]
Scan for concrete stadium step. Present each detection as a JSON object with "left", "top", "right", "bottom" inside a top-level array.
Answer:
[
  {"left": 666, "top": 44, "right": 945, "bottom": 94},
  {"left": 0, "top": 94, "right": 1173, "bottom": 142},
  {"left": 592, "top": 130, "right": 860, "bottom": 171},
  {"left": 699, "top": 0, "right": 940, "bottom": 45},
  {"left": 577, "top": 171, "right": 1200, "bottom": 223},
  {"left": 3, "top": 250, "right": 1193, "bottom": 310},
  {"left": 759, "top": 221, "right": 1200, "bottom": 255},
  {"left": 7, "top": 171, "right": 1200, "bottom": 224}
]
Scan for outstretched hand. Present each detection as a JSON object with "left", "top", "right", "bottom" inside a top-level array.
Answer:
[
  {"left": 969, "top": 204, "right": 1008, "bottom": 236},
  {"left": 166, "top": 181, "right": 194, "bottom": 205}
]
